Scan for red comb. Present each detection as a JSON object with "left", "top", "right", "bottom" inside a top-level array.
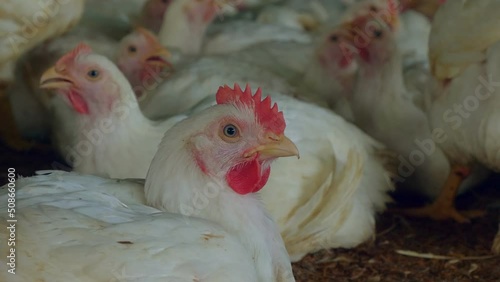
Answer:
[
  {"left": 56, "top": 42, "right": 93, "bottom": 68},
  {"left": 387, "top": 0, "right": 398, "bottom": 14},
  {"left": 216, "top": 84, "right": 286, "bottom": 135}
]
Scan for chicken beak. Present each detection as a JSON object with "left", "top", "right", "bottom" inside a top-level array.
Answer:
[
  {"left": 340, "top": 22, "right": 356, "bottom": 42},
  {"left": 143, "top": 48, "right": 173, "bottom": 69},
  {"left": 244, "top": 135, "right": 300, "bottom": 160},
  {"left": 39, "top": 67, "right": 74, "bottom": 90}
]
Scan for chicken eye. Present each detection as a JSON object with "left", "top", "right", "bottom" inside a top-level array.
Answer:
[
  {"left": 329, "top": 34, "right": 339, "bottom": 42},
  {"left": 373, "top": 29, "right": 383, "bottom": 38},
  {"left": 223, "top": 124, "right": 238, "bottom": 138},
  {"left": 369, "top": 5, "right": 378, "bottom": 12},
  {"left": 128, "top": 45, "right": 137, "bottom": 53},
  {"left": 87, "top": 69, "right": 100, "bottom": 79}
]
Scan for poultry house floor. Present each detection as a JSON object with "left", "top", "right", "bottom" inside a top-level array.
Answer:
[{"left": 1, "top": 141, "right": 499, "bottom": 281}]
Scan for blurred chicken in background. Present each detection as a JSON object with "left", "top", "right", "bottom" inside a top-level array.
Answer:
[{"left": 0, "top": 0, "right": 85, "bottom": 150}]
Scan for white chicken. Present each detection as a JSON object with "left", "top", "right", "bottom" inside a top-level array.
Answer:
[
  {"left": 142, "top": 18, "right": 360, "bottom": 121},
  {"left": 212, "top": 0, "right": 432, "bottom": 119},
  {"left": 139, "top": 53, "right": 295, "bottom": 119},
  {"left": 145, "top": 83, "right": 395, "bottom": 260},
  {"left": 399, "top": 0, "right": 444, "bottom": 19},
  {"left": 184, "top": 88, "right": 397, "bottom": 261},
  {"left": 80, "top": 0, "right": 150, "bottom": 39},
  {"left": 429, "top": 0, "right": 500, "bottom": 82},
  {"left": 342, "top": 0, "right": 432, "bottom": 67},
  {"left": 0, "top": 0, "right": 85, "bottom": 151},
  {"left": 157, "top": 0, "right": 311, "bottom": 55},
  {"left": 0, "top": 81, "right": 300, "bottom": 281},
  {"left": 140, "top": 0, "right": 173, "bottom": 33},
  {"left": 255, "top": 0, "right": 347, "bottom": 32},
  {"left": 345, "top": 11, "right": 489, "bottom": 222},
  {"left": 38, "top": 44, "right": 184, "bottom": 178},
  {"left": 0, "top": 0, "right": 85, "bottom": 83},
  {"left": 7, "top": 27, "right": 171, "bottom": 140},
  {"left": 426, "top": 0, "right": 500, "bottom": 252},
  {"left": 219, "top": 25, "right": 358, "bottom": 114},
  {"left": 42, "top": 44, "right": 394, "bottom": 260}
]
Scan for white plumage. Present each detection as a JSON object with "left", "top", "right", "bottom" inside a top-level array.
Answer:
[
  {"left": 425, "top": 0, "right": 500, "bottom": 245},
  {"left": 43, "top": 45, "right": 394, "bottom": 260},
  {"left": 429, "top": 0, "right": 500, "bottom": 81},
  {"left": 140, "top": 54, "right": 295, "bottom": 119},
  {"left": 165, "top": 86, "right": 395, "bottom": 261},
  {"left": 41, "top": 49, "right": 185, "bottom": 178},
  {"left": 8, "top": 27, "right": 169, "bottom": 142},
  {"left": 1, "top": 81, "right": 300, "bottom": 281},
  {"left": 0, "top": 172, "right": 258, "bottom": 282},
  {"left": 0, "top": 0, "right": 85, "bottom": 82},
  {"left": 158, "top": 0, "right": 312, "bottom": 55}
]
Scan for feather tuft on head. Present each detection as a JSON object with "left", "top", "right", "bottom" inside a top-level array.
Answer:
[
  {"left": 56, "top": 43, "right": 93, "bottom": 68},
  {"left": 216, "top": 84, "right": 286, "bottom": 135}
]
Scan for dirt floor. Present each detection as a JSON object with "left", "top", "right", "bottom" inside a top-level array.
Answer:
[{"left": 1, "top": 141, "right": 499, "bottom": 282}]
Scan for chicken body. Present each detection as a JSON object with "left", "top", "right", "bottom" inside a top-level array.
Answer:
[
  {"left": 0, "top": 0, "right": 85, "bottom": 82},
  {"left": 426, "top": 1, "right": 500, "bottom": 247},
  {"left": 246, "top": 93, "right": 394, "bottom": 260},
  {"left": 48, "top": 47, "right": 394, "bottom": 261},
  {"left": 255, "top": 0, "right": 349, "bottom": 31},
  {"left": 343, "top": 0, "right": 432, "bottom": 67},
  {"left": 347, "top": 15, "right": 488, "bottom": 200},
  {"left": 7, "top": 28, "right": 116, "bottom": 140},
  {"left": 168, "top": 85, "right": 395, "bottom": 261},
  {"left": 40, "top": 47, "right": 184, "bottom": 178},
  {"left": 0, "top": 83, "right": 300, "bottom": 280},
  {"left": 140, "top": 54, "right": 295, "bottom": 119},
  {"left": 0, "top": 172, "right": 258, "bottom": 282},
  {"left": 81, "top": 0, "right": 149, "bottom": 39},
  {"left": 158, "top": 0, "right": 312, "bottom": 55},
  {"left": 429, "top": 0, "right": 500, "bottom": 81},
  {"left": 8, "top": 27, "right": 169, "bottom": 141},
  {"left": 144, "top": 21, "right": 360, "bottom": 121}
]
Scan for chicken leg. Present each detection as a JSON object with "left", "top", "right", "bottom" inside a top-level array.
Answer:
[{"left": 394, "top": 165, "right": 486, "bottom": 223}]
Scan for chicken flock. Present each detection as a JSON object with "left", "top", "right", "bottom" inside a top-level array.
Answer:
[{"left": 0, "top": 0, "right": 499, "bottom": 280}]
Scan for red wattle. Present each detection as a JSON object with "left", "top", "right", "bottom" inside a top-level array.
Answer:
[
  {"left": 140, "top": 66, "right": 161, "bottom": 83},
  {"left": 67, "top": 90, "right": 89, "bottom": 115},
  {"left": 358, "top": 48, "right": 371, "bottom": 63},
  {"left": 226, "top": 158, "right": 271, "bottom": 195},
  {"left": 339, "top": 54, "right": 352, "bottom": 68},
  {"left": 203, "top": 7, "right": 216, "bottom": 22}
]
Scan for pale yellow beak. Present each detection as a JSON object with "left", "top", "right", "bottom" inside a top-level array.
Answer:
[
  {"left": 39, "top": 67, "right": 74, "bottom": 90},
  {"left": 244, "top": 135, "right": 300, "bottom": 160},
  {"left": 339, "top": 22, "right": 356, "bottom": 42},
  {"left": 143, "top": 47, "right": 173, "bottom": 69}
]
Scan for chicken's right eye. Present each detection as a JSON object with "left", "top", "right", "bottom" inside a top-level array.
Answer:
[
  {"left": 87, "top": 69, "right": 100, "bottom": 79},
  {"left": 329, "top": 35, "right": 339, "bottom": 42},
  {"left": 223, "top": 124, "right": 238, "bottom": 137},
  {"left": 373, "top": 30, "right": 383, "bottom": 38},
  {"left": 128, "top": 46, "right": 137, "bottom": 53}
]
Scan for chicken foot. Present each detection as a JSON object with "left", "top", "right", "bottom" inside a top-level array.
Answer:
[{"left": 393, "top": 165, "right": 486, "bottom": 223}]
